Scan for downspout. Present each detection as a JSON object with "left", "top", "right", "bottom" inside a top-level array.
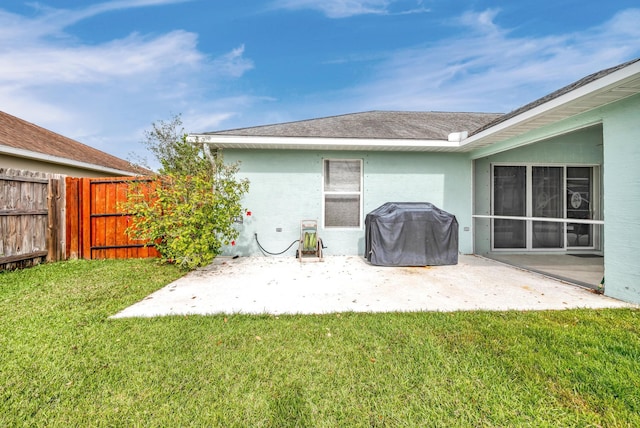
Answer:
[{"left": 201, "top": 142, "right": 220, "bottom": 193}]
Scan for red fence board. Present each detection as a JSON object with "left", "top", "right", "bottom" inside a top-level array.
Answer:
[{"left": 65, "top": 176, "right": 159, "bottom": 260}]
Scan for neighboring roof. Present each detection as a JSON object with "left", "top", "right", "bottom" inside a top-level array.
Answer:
[
  {"left": 206, "top": 111, "right": 502, "bottom": 140},
  {"left": 0, "top": 110, "right": 140, "bottom": 175}
]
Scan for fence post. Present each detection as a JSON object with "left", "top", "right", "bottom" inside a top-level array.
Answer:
[
  {"left": 47, "top": 178, "right": 60, "bottom": 262},
  {"left": 81, "top": 178, "right": 92, "bottom": 260},
  {"left": 65, "top": 177, "right": 80, "bottom": 259}
]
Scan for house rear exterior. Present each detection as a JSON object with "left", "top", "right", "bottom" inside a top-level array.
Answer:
[{"left": 190, "top": 58, "right": 640, "bottom": 305}]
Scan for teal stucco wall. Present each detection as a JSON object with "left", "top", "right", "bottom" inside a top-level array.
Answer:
[
  {"left": 473, "top": 125, "right": 604, "bottom": 254},
  {"left": 601, "top": 94, "right": 640, "bottom": 303},
  {"left": 222, "top": 149, "right": 472, "bottom": 257}
]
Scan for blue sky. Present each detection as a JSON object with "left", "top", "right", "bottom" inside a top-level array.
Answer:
[{"left": 1, "top": 0, "right": 639, "bottom": 164}]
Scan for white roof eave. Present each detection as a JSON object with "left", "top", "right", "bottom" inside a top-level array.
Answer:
[{"left": 188, "top": 134, "right": 458, "bottom": 151}]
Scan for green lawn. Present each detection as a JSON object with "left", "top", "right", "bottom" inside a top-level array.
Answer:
[{"left": 1, "top": 259, "right": 639, "bottom": 427}]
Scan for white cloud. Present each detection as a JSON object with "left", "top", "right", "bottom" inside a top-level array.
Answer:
[
  {"left": 0, "top": 31, "right": 204, "bottom": 85},
  {"left": 273, "top": 0, "right": 388, "bottom": 17},
  {"left": 210, "top": 45, "right": 255, "bottom": 78},
  {"left": 336, "top": 8, "right": 640, "bottom": 114},
  {"left": 271, "top": 0, "right": 428, "bottom": 18},
  {"left": 0, "top": 1, "right": 253, "bottom": 160},
  {"left": 0, "top": 0, "right": 192, "bottom": 42},
  {"left": 458, "top": 9, "right": 502, "bottom": 35},
  {"left": 183, "top": 112, "right": 236, "bottom": 135}
]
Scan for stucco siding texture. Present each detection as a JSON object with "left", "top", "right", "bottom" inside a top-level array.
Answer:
[
  {"left": 602, "top": 94, "right": 640, "bottom": 303},
  {"left": 224, "top": 149, "right": 472, "bottom": 257}
]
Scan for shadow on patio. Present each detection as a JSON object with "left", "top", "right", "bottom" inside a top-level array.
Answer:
[{"left": 486, "top": 254, "right": 604, "bottom": 290}]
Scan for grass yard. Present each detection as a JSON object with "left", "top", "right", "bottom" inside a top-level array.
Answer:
[{"left": 1, "top": 259, "right": 639, "bottom": 427}]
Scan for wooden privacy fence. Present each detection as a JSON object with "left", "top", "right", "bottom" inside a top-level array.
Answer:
[
  {"left": 65, "top": 176, "right": 160, "bottom": 260},
  {"left": 0, "top": 168, "right": 64, "bottom": 270}
]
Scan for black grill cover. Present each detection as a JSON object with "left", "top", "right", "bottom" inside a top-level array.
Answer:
[{"left": 365, "top": 202, "right": 458, "bottom": 266}]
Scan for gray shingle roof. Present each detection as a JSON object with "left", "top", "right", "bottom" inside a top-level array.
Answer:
[
  {"left": 206, "top": 111, "right": 503, "bottom": 140},
  {"left": 1, "top": 110, "right": 139, "bottom": 173}
]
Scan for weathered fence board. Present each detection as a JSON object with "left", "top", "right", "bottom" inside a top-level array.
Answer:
[
  {"left": 65, "top": 177, "right": 81, "bottom": 260},
  {"left": 0, "top": 168, "right": 65, "bottom": 270},
  {"left": 47, "top": 179, "right": 62, "bottom": 262},
  {"left": 66, "top": 177, "right": 159, "bottom": 260}
]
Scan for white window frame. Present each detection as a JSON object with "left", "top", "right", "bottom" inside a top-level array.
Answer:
[
  {"left": 490, "top": 163, "right": 601, "bottom": 252},
  {"left": 322, "top": 158, "right": 363, "bottom": 229}
]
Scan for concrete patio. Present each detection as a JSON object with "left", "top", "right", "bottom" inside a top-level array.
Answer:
[{"left": 111, "top": 255, "right": 635, "bottom": 318}]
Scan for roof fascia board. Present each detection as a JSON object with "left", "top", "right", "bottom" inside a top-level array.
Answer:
[
  {"left": 188, "top": 134, "right": 457, "bottom": 150},
  {"left": 0, "top": 144, "right": 138, "bottom": 176},
  {"left": 462, "top": 60, "right": 640, "bottom": 147}
]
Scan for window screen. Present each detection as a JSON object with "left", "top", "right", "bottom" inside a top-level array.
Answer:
[{"left": 323, "top": 159, "right": 362, "bottom": 228}]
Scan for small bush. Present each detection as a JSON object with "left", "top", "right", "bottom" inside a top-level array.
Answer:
[{"left": 124, "top": 115, "right": 249, "bottom": 269}]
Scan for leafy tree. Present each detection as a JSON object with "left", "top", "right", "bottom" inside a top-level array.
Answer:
[{"left": 124, "top": 114, "right": 249, "bottom": 269}]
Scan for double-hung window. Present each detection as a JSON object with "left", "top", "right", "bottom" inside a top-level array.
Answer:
[{"left": 323, "top": 159, "right": 362, "bottom": 228}]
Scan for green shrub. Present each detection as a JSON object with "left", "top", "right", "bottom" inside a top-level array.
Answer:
[{"left": 124, "top": 116, "right": 249, "bottom": 269}]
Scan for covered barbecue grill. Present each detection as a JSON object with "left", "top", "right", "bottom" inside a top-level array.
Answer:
[{"left": 365, "top": 202, "right": 458, "bottom": 266}]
